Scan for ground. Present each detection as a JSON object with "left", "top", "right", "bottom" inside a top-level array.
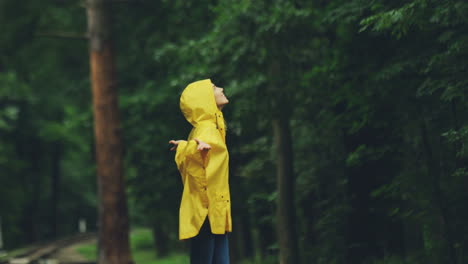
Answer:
[{"left": 49, "top": 237, "right": 97, "bottom": 263}]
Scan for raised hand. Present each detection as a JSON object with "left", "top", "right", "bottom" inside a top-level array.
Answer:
[{"left": 194, "top": 138, "right": 211, "bottom": 151}]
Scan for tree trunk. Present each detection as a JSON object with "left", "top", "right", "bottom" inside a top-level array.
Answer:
[
  {"left": 86, "top": 1, "right": 132, "bottom": 263},
  {"left": 50, "top": 141, "right": 62, "bottom": 238},
  {"left": 273, "top": 115, "right": 300, "bottom": 264},
  {"left": 240, "top": 214, "right": 254, "bottom": 259},
  {"left": 230, "top": 214, "right": 253, "bottom": 263},
  {"left": 419, "top": 111, "right": 455, "bottom": 264},
  {"left": 151, "top": 224, "right": 170, "bottom": 258}
]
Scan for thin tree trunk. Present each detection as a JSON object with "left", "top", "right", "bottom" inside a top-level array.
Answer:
[
  {"left": 240, "top": 214, "right": 254, "bottom": 259},
  {"left": 86, "top": 1, "right": 132, "bottom": 263},
  {"left": 419, "top": 107, "right": 455, "bottom": 264},
  {"left": 29, "top": 140, "right": 43, "bottom": 242},
  {"left": 230, "top": 214, "right": 253, "bottom": 263},
  {"left": 50, "top": 141, "right": 62, "bottom": 238},
  {"left": 230, "top": 217, "right": 241, "bottom": 264},
  {"left": 273, "top": 115, "right": 300, "bottom": 264},
  {"left": 151, "top": 224, "right": 170, "bottom": 257}
]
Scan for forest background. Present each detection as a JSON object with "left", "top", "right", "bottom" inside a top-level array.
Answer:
[{"left": 0, "top": 0, "right": 467, "bottom": 263}]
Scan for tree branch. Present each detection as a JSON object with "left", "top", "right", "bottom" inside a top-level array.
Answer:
[{"left": 35, "top": 31, "right": 88, "bottom": 40}]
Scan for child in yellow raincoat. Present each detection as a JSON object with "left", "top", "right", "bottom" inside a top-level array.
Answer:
[{"left": 169, "top": 79, "right": 232, "bottom": 264}]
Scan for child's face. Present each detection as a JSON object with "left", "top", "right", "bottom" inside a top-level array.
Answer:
[{"left": 213, "top": 84, "right": 229, "bottom": 108}]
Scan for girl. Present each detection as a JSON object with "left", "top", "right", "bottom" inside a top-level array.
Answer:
[{"left": 169, "top": 79, "right": 231, "bottom": 264}]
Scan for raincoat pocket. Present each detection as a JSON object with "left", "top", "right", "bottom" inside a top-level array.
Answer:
[
  {"left": 215, "top": 191, "right": 229, "bottom": 214},
  {"left": 187, "top": 172, "right": 208, "bottom": 210}
]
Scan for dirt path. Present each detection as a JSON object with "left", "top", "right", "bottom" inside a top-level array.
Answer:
[{"left": 50, "top": 237, "right": 96, "bottom": 263}]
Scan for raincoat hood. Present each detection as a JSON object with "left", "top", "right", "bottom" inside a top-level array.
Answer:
[{"left": 180, "top": 79, "right": 218, "bottom": 127}]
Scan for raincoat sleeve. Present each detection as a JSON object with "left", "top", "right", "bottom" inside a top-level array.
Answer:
[
  {"left": 175, "top": 140, "right": 200, "bottom": 166},
  {"left": 174, "top": 126, "right": 224, "bottom": 182},
  {"left": 174, "top": 140, "right": 199, "bottom": 184}
]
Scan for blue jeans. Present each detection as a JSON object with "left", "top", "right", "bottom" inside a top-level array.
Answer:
[{"left": 190, "top": 219, "right": 230, "bottom": 264}]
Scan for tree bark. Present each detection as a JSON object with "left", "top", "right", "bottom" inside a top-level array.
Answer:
[
  {"left": 86, "top": 1, "right": 132, "bottom": 263},
  {"left": 151, "top": 224, "right": 170, "bottom": 257},
  {"left": 50, "top": 141, "right": 62, "bottom": 238},
  {"left": 273, "top": 115, "right": 300, "bottom": 264},
  {"left": 240, "top": 214, "right": 254, "bottom": 259},
  {"left": 419, "top": 111, "right": 455, "bottom": 264}
]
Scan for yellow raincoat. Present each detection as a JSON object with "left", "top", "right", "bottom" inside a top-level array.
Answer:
[{"left": 174, "top": 79, "right": 232, "bottom": 240}]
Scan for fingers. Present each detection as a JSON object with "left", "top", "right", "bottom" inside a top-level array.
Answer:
[
  {"left": 197, "top": 143, "right": 211, "bottom": 151},
  {"left": 168, "top": 140, "right": 179, "bottom": 151},
  {"left": 169, "top": 140, "right": 181, "bottom": 145}
]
